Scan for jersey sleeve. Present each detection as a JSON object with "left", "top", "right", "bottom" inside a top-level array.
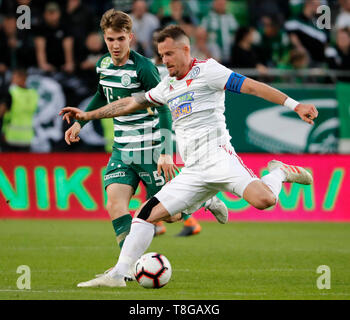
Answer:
[
  {"left": 157, "top": 105, "right": 173, "bottom": 155},
  {"left": 77, "top": 81, "right": 107, "bottom": 128},
  {"left": 145, "top": 80, "right": 167, "bottom": 106},
  {"left": 204, "top": 58, "right": 233, "bottom": 90},
  {"left": 138, "top": 58, "right": 161, "bottom": 92}
]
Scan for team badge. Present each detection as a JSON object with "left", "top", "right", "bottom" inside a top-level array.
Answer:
[
  {"left": 121, "top": 74, "right": 132, "bottom": 87},
  {"left": 101, "top": 56, "right": 112, "bottom": 68},
  {"left": 189, "top": 66, "right": 200, "bottom": 79}
]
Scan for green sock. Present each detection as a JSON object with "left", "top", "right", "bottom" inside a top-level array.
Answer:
[
  {"left": 182, "top": 213, "right": 191, "bottom": 221},
  {"left": 112, "top": 214, "right": 132, "bottom": 249}
]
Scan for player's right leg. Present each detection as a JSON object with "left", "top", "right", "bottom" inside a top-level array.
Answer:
[
  {"left": 91, "top": 170, "right": 217, "bottom": 286},
  {"left": 78, "top": 198, "right": 172, "bottom": 288}
]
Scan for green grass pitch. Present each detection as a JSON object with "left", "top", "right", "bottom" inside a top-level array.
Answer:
[{"left": 0, "top": 220, "right": 349, "bottom": 300}]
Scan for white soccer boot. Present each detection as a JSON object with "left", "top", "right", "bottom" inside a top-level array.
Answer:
[
  {"left": 205, "top": 196, "right": 228, "bottom": 224},
  {"left": 77, "top": 273, "right": 126, "bottom": 288},
  {"left": 267, "top": 160, "right": 313, "bottom": 185},
  {"left": 95, "top": 265, "right": 136, "bottom": 281}
]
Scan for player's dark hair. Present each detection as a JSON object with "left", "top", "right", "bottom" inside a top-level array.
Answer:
[
  {"left": 100, "top": 9, "right": 132, "bottom": 33},
  {"left": 156, "top": 25, "right": 189, "bottom": 43}
]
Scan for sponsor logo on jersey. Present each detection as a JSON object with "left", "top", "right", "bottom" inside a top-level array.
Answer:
[
  {"left": 168, "top": 92, "right": 195, "bottom": 120},
  {"left": 121, "top": 74, "right": 132, "bottom": 87},
  {"left": 167, "top": 92, "right": 194, "bottom": 111},
  {"left": 104, "top": 172, "right": 126, "bottom": 180},
  {"left": 173, "top": 103, "right": 192, "bottom": 120},
  {"left": 101, "top": 56, "right": 112, "bottom": 68},
  {"left": 138, "top": 172, "right": 152, "bottom": 184}
]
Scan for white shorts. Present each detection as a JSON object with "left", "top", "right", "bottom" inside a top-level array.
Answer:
[{"left": 155, "top": 144, "right": 259, "bottom": 216}]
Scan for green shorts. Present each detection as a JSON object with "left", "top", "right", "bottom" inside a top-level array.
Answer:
[{"left": 103, "top": 148, "right": 166, "bottom": 199}]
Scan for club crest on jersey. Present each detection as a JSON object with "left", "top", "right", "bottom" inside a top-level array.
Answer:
[
  {"left": 101, "top": 56, "right": 112, "bottom": 68},
  {"left": 188, "top": 66, "right": 200, "bottom": 79},
  {"left": 121, "top": 74, "right": 132, "bottom": 87}
]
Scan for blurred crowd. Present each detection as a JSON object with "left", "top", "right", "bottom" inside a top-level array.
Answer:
[
  {"left": 0, "top": 0, "right": 349, "bottom": 76},
  {"left": 0, "top": 0, "right": 349, "bottom": 152}
]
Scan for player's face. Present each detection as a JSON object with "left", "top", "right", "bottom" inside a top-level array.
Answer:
[
  {"left": 104, "top": 28, "right": 133, "bottom": 65},
  {"left": 158, "top": 37, "right": 189, "bottom": 78}
]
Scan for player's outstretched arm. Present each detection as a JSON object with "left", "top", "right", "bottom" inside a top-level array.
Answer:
[
  {"left": 240, "top": 77, "right": 319, "bottom": 125},
  {"left": 59, "top": 94, "right": 156, "bottom": 123}
]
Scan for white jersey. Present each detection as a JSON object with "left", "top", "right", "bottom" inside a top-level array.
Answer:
[{"left": 145, "top": 58, "right": 234, "bottom": 167}]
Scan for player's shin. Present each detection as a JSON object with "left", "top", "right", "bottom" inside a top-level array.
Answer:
[
  {"left": 260, "top": 168, "right": 285, "bottom": 202},
  {"left": 108, "top": 218, "right": 155, "bottom": 279},
  {"left": 112, "top": 214, "right": 132, "bottom": 249}
]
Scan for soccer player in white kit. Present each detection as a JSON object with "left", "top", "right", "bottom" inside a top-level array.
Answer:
[{"left": 61, "top": 25, "right": 318, "bottom": 287}]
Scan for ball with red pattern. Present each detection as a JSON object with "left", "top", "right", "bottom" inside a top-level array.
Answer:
[{"left": 134, "top": 252, "right": 172, "bottom": 289}]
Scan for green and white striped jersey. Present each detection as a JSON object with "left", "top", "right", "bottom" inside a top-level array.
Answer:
[{"left": 93, "top": 50, "right": 164, "bottom": 152}]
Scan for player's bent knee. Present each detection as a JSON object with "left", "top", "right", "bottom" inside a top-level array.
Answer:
[
  {"left": 106, "top": 201, "right": 129, "bottom": 218},
  {"left": 254, "top": 194, "right": 276, "bottom": 210},
  {"left": 138, "top": 197, "right": 160, "bottom": 221}
]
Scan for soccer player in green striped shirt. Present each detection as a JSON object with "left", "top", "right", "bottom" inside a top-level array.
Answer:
[{"left": 63, "top": 10, "right": 228, "bottom": 279}]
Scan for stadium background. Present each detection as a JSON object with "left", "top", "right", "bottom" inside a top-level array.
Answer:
[
  {"left": 0, "top": 0, "right": 350, "bottom": 300},
  {"left": 1, "top": 0, "right": 349, "bottom": 221}
]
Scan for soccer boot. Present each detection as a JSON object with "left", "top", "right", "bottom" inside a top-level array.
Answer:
[
  {"left": 95, "top": 266, "right": 136, "bottom": 281},
  {"left": 154, "top": 221, "right": 167, "bottom": 236},
  {"left": 205, "top": 196, "right": 228, "bottom": 224},
  {"left": 176, "top": 217, "right": 202, "bottom": 237},
  {"left": 267, "top": 160, "right": 313, "bottom": 185},
  {"left": 77, "top": 274, "right": 126, "bottom": 288}
]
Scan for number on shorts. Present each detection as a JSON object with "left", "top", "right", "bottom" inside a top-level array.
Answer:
[{"left": 153, "top": 171, "right": 165, "bottom": 187}]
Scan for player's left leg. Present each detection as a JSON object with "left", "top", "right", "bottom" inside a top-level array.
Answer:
[{"left": 233, "top": 158, "right": 313, "bottom": 210}]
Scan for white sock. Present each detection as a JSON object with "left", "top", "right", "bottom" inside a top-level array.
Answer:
[
  {"left": 261, "top": 168, "right": 285, "bottom": 201},
  {"left": 108, "top": 218, "right": 155, "bottom": 279}
]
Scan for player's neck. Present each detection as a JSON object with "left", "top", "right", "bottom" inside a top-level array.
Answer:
[
  {"left": 112, "top": 50, "right": 131, "bottom": 66},
  {"left": 176, "top": 58, "right": 195, "bottom": 80}
]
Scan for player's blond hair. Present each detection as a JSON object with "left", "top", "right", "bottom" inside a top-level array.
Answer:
[{"left": 100, "top": 9, "right": 132, "bottom": 33}]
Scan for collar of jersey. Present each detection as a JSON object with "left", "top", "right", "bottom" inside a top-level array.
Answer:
[{"left": 176, "top": 58, "right": 197, "bottom": 80}]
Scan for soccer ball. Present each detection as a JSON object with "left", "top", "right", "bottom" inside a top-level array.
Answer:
[{"left": 134, "top": 252, "right": 172, "bottom": 288}]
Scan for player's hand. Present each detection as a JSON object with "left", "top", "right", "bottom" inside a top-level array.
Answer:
[
  {"left": 59, "top": 107, "right": 89, "bottom": 124},
  {"left": 157, "top": 154, "right": 180, "bottom": 182},
  {"left": 295, "top": 103, "right": 318, "bottom": 125},
  {"left": 64, "top": 122, "right": 81, "bottom": 145}
]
